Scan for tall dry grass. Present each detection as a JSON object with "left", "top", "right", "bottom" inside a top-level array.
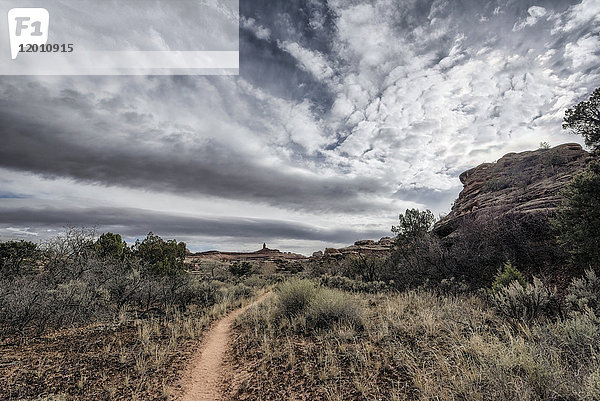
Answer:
[{"left": 230, "top": 281, "right": 600, "bottom": 400}]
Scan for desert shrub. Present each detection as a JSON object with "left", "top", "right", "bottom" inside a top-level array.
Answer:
[
  {"left": 584, "top": 367, "right": 600, "bottom": 401},
  {"left": 229, "top": 261, "right": 253, "bottom": 277},
  {"left": 491, "top": 262, "right": 527, "bottom": 292},
  {"left": 173, "top": 278, "right": 221, "bottom": 308},
  {"left": 275, "top": 279, "right": 363, "bottom": 333},
  {"left": 318, "top": 274, "right": 388, "bottom": 293},
  {"left": 346, "top": 254, "right": 390, "bottom": 282},
  {"left": 48, "top": 279, "right": 111, "bottom": 327},
  {"left": 390, "top": 209, "right": 450, "bottom": 289},
  {"left": 535, "top": 309, "right": 600, "bottom": 364},
  {"left": 43, "top": 228, "right": 97, "bottom": 279},
  {"left": 243, "top": 275, "right": 268, "bottom": 288},
  {"left": 226, "top": 283, "right": 253, "bottom": 300},
  {"left": 491, "top": 277, "right": 558, "bottom": 323},
  {"left": 0, "top": 276, "right": 47, "bottom": 334},
  {"left": 304, "top": 288, "right": 363, "bottom": 331},
  {"left": 566, "top": 269, "right": 600, "bottom": 314},
  {"left": 0, "top": 229, "right": 254, "bottom": 335},
  {"left": 277, "top": 278, "right": 318, "bottom": 316},
  {"left": 0, "top": 274, "right": 111, "bottom": 334},
  {"left": 443, "top": 212, "right": 567, "bottom": 288},
  {"left": 390, "top": 233, "right": 453, "bottom": 289}
]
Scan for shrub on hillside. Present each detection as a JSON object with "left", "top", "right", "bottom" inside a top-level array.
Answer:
[
  {"left": 445, "top": 212, "right": 567, "bottom": 288},
  {"left": 390, "top": 209, "right": 451, "bottom": 290},
  {"left": 491, "top": 277, "right": 558, "bottom": 323},
  {"left": 491, "top": 262, "right": 527, "bottom": 292},
  {"left": 535, "top": 309, "right": 600, "bottom": 365},
  {"left": 552, "top": 161, "right": 600, "bottom": 272},
  {"left": 566, "top": 269, "right": 600, "bottom": 314}
]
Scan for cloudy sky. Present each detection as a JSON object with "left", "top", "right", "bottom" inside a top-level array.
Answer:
[{"left": 1, "top": 0, "right": 599, "bottom": 254}]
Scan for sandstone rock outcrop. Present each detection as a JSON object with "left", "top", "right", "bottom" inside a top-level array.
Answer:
[
  {"left": 314, "top": 237, "right": 393, "bottom": 259},
  {"left": 434, "top": 143, "right": 593, "bottom": 236}
]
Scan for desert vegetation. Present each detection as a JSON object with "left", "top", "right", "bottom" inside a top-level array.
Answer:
[
  {"left": 1, "top": 89, "right": 599, "bottom": 400},
  {"left": 225, "top": 89, "right": 600, "bottom": 400},
  {"left": 230, "top": 270, "right": 600, "bottom": 400},
  {"left": 0, "top": 228, "right": 269, "bottom": 400}
]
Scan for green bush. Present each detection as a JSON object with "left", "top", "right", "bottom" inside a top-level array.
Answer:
[
  {"left": 133, "top": 232, "right": 187, "bottom": 276},
  {"left": 276, "top": 279, "right": 363, "bottom": 332},
  {"left": 0, "top": 240, "right": 39, "bottom": 276},
  {"left": 491, "top": 262, "right": 527, "bottom": 292},
  {"left": 566, "top": 269, "right": 600, "bottom": 314},
  {"left": 491, "top": 277, "right": 558, "bottom": 323},
  {"left": 552, "top": 161, "right": 600, "bottom": 271},
  {"left": 95, "top": 232, "right": 127, "bottom": 260},
  {"left": 277, "top": 279, "right": 318, "bottom": 316},
  {"left": 305, "top": 288, "right": 363, "bottom": 331},
  {"left": 229, "top": 261, "right": 253, "bottom": 277}
]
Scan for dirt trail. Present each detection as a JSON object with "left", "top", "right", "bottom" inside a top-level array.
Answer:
[{"left": 180, "top": 292, "right": 270, "bottom": 401}]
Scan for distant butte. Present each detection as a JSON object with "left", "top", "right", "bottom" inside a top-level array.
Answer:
[{"left": 186, "top": 244, "right": 307, "bottom": 263}]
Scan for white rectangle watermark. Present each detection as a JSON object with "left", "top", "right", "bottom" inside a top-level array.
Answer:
[{"left": 1, "top": 0, "right": 239, "bottom": 75}]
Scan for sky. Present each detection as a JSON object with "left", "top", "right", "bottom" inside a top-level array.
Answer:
[{"left": 0, "top": 0, "right": 599, "bottom": 254}]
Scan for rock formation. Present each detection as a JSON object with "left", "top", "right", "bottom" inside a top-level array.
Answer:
[
  {"left": 315, "top": 237, "right": 393, "bottom": 259},
  {"left": 186, "top": 245, "right": 307, "bottom": 263},
  {"left": 434, "top": 143, "right": 593, "bottom": 237}
]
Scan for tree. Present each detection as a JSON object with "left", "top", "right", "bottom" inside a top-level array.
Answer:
[
  {"left": 563, "top": 88, "right": 600, "bottom": 150},
  {"left": 0, "top": 240, "right": 39, "bottom": 276},
  {"left": 552, "top": 161, "right": 600, "bottom": 271},
  {"left": 348, "top": 253, "right": 389, "bottom": 282},
  {"left": 95, "top": 232, "right": 127, "bottom": 260},
  {"left": 390, "top": 209, "right": 448, "bottom": 289},
  {"left": 133, "top": 232, "right": 187, "bottom": 276},
  {"left": 229, "top": 261, "right": 252, "bottom": 277},
  {"left": 392, "top": 208, "right": 435, "bottom": 241}
]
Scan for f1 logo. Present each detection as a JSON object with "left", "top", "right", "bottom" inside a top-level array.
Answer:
[{"left": 7, "top": 8, "right": 49, "bottom": 59}]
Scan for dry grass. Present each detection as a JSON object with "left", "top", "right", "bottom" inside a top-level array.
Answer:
[
  {"left": 229, "top": 285, "right": 600, "bottom": 400},
  {"left": 0, "top": 285, "right": 265, "bottom": 400}
]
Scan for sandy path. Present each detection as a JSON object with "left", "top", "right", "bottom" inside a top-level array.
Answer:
[{"left": 180, "top": 293, "right": 270, "bottom": 401}]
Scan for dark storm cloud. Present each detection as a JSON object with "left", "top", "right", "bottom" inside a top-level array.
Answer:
[
  {"left": 0, "top": 206, "right": 386, "bottom": 244},
  {"left": 0, "top": 103, "right": 385, "bottom": 213}
]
